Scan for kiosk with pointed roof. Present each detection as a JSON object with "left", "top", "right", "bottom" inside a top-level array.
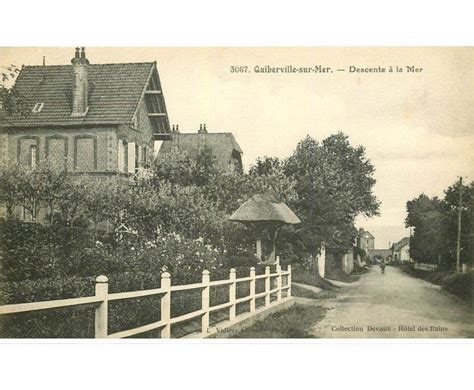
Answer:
[{"left": 229, "top": 194, "right": 301, "bottom": 264}]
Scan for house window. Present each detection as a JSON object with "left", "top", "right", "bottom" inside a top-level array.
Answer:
[
  {"left": 117, "top": 139, "right": 128, "bottom": 172},
  {"left": 117, "top": 140, "right": 129, "bottom": 173},
  {"left": 124, "top": 141, "right": 128, "bottom": 172},
  {"left": 18, "top": 137, "right": 39, "bottom": 166},
  {"left": 46, "top": 136, "right": 68, "bottom": 170},
  {"left": 135, "top": 144, "right": 140, "bottom": 171},
  {"left": 117, "top": 140, "right": 122, "bottom": 172},
  {"left": 32, "top": 103, "right": 44, "bottom": 113},
  {"left": 30, "top": 145, "right": 37, "bottom": 168},
  {"left": 74, "top": 135, "right": 97, "bottom": 171}
]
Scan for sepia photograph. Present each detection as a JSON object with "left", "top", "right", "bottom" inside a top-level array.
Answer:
[{"left": 0, "top": 46, "right": 472, "bottom": 340}]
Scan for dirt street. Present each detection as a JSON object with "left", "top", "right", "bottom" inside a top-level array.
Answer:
[{"left": 312, "top": 266, "right": 474, "bottom": 338}]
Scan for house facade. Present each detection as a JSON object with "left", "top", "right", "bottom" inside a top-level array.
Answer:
[
  {"left": 356, "top": 228, "right": 375, "bottom": 254},
  {"left": 157, "top": 124, "right": 243, "bottom": 173},
  {"left": 392, "top": 237, "right": 411, "bottom": 263},
  {"left": 0, "top": 48, "right": 171, "bottom": 176}
]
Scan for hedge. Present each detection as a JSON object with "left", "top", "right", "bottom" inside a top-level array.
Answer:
[{"left": 0, "top": 264, "right": 277, "bottom": 338}]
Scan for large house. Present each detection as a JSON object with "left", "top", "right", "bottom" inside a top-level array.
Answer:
[
  {"left": 157, "top": 124, "right": 243, "bottom": 173},
  {"left": 0, "top": 47, "right": 171, "bottom": 175}
]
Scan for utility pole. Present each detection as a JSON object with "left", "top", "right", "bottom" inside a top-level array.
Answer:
[{"left": 456, "top": 176, "right": 463, "bottom": 273}]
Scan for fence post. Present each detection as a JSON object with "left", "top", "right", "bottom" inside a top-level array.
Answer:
[
  {"left": 287, "top": 265, "right": 292, "bottom": 297},
  {"left": 229, "top": 268, "right": 236, "bottom": 322},
  {"left": 94, "top": 275, "right": 109, "bottom": 338},
  {"left": 160, "top": 272, "right": 171, "bottom": 339},
  {"left": 249, "top": 267, "right": 256, "bottom": 313},
  {"left": 265, "top": 266, "right": 270, "bottom": 307},
  {"left": 201, "top": 270, "right": 210, "bottom": 334},
  {"left": 276, "top": 264, "right": 282, "bottom": 301}
]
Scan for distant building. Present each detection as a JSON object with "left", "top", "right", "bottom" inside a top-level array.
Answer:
[
  {"left": 392, "top": 237, "right": 411, "bottom": 263},
  {"left": 357, "top": 228, "right": 375, "bottom": 254},
  {"left": 368, "top": 249, "right": 391, "bottom": 262},
  {"left": 0, "top": 47, "right": 171, "bottom": 176},
  {"left": 157, "top": 124, "right": 243, "bottom": 173}
]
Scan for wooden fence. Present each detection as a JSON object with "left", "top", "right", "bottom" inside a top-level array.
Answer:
[
  {"left": 414, "top": 262, "right": 438, "bottom": 272},
  {"left": 0, "top": 265, "right": 291, "bottom": 338}
]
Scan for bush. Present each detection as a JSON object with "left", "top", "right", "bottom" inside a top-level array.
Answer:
[
  {"left": 402, "top": 265, "right": 473, "bottom": 302},
  {"left": 0, "top": 264, "right": 273, "bottom": 338},
  {"left": 0, "top": 275, "right": 95, "bottom": 338},
  {"left": 442, "top": 271, "right": 474, "bottom": 301},
  {"left": 0, "top": 220, "right": 230, "bottom": 337}
]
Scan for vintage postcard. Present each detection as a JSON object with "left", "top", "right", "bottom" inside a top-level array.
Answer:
[{"left": 0, "top": 47, "right": 472, "bottom": 339}]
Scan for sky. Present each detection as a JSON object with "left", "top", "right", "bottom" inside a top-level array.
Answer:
[{"left": 1, "top": 47, "right": 473, "bottom": 249}]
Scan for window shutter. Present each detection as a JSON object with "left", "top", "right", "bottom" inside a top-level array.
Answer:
[
  {"left": 117, "top": 140, "right": 124, "bottom": 172},
  {"left": 138, "top": 145, "right": 143, "bottom": 167},
  {"left": 135, "top": 144, "right": 140, "bottom": 168},
  {"left": 127, "top": 142, "right": 136, "bottom": 173}
]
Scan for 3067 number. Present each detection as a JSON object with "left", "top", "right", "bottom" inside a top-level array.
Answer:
[{"left": 230, "top": 66, "right": 249, "bottom": 73}]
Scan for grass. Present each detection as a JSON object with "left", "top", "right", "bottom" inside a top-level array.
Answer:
[
  {"left": 402, "top": 265, "right": 474, "bottom": 302},
  {"left": 291, "top": 264, "right": 338, "bottom": 290},
  {"left": 291, "top": 284, "right": 337, "bottom": 300},
  {"left": 324, "top": 268, "right": 361, "bottom": 283},
  {"left": 227, "top": 302, "right": 327, "bottom": 338}
]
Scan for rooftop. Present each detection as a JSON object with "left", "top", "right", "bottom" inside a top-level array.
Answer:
[
  {"left": 1, "top": 61, "right": 163, "bottom": 128},
  {"left": 158, "top": 129, "right": 243, "bottom": 171}
]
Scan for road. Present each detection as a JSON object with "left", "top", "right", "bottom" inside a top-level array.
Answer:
[{"left": 312, "top": 266, "right": 474, "bottom": 338}]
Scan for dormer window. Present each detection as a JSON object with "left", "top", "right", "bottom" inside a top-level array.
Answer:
[{"left": 32, "top": 103, "right": 44, "bottom": 113}]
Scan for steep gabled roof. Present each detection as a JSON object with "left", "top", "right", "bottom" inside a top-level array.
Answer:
[
  {"left": 358, "top": 229, "right": 374, "bottom": 239},
  {"left": 158, "top": 132, "right": 243, "bottom": 171},
  {"left": 1, "top": 62, "right": 156, "bottom": 127},
  {"left": 393, "top": 237, "right": 410, "bottom": 251}
]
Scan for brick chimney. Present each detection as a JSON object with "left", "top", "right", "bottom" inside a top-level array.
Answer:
[
  {"left": 198, "top": 123, "right": 208, "bottom": 151},
  {"left": 71, "top": 47, "right": 89, "bottom": 116},
  {"left": 198, "top": 123, "right": 208, "bottom": 134}
]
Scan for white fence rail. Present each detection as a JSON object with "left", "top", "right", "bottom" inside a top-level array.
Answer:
[
  {"left": 0, "top": 265, "right": 291, "bottom": 338},
  {"left": 414, "top": 262, "right": 438, "bottom": 271}
]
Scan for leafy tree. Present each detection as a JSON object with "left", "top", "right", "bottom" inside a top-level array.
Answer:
[
  {"left": 322, "top": 133, "right": 379, "bottom": 218},
  {"left": 405, "top": 180, "right": 473, "bottom": 269},
  {"left": 152, "top": 150, "right": 195, "bottom": 187},
  {"left": 249, "top": 156, "right": 282, "bottom": 177},
  {"left": 35, "top": 161, "right": 70, "bottom": 225},
  {"left": 0, "top": 163, "right": 28, "bottom": 218},
  {"left": 441, "top": 180, "right": 473, "bottom": 267},
  {"left": 284, "top": 133, "right": 379, "bottom": 265},
  {"left": 1, "top": 64, "right": 30, "bottom": 118},
  {"left": 194, "top": 146, "right": 220, "bottom": 187},
  {"left": 405, "top": 194, "right": 444, "bottom": 264},
  {"left": 152, "top": 147, "right": 220, "bottom": 188}
]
